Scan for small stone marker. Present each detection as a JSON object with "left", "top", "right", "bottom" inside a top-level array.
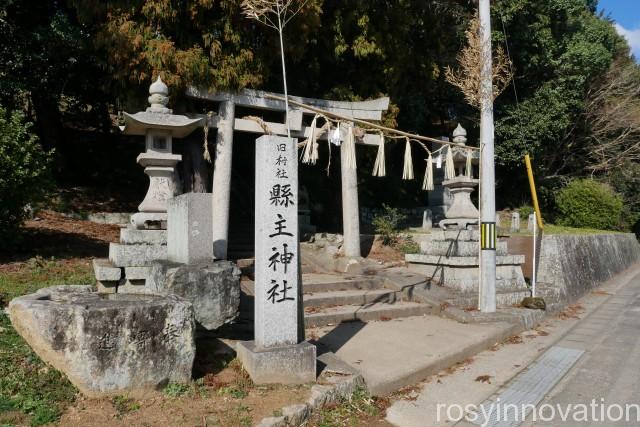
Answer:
[
  {"left": 167, "top": 193, "right": 213, "bottom": 264},
  {"left": 237, "top": 135, "right": 316, "bottom": 384},
  {"left": 528, "top": 213, "right": 536, "bottom": 232},
  {"left": 422, "top": 209, "right": 432, "bottom": 230},
  {"left": 511, "top": 212, "right": 520, "bottom": 232}
]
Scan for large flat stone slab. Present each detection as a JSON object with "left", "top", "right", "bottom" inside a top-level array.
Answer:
[
  {"left": 8, "top": 286, "right": 195, "bottom": 396},
  {"left": 147, "top": 260, "right": 240, "bottom": 330}
]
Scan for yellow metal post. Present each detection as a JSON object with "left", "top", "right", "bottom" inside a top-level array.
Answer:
[{"left": 524, "top": 154, "right": 544, "bottom": 230}]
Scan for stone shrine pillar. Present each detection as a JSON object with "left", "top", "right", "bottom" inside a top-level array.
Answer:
[
  {"left": 211, "top": 100, "right": 236, "bottom": 260},
  {"left": 237, "top": 135, "right": 316, "bottom": 384},
  {"left": 340, "top": 142, "right": 362, "bottom": 258}
]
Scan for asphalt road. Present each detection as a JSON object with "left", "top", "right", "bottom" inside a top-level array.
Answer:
[{"left": 528, "top": 272, "right": 640, "bottom": 426}]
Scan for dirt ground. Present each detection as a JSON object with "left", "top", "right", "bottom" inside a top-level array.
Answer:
[
  {"left": 365, "top": 238, "right": 406, "bottom": 264},
  {"left": 58, "top": 364, "right": 310, "bottom": 427},
  {"left": 1, "top": 210, "right": 120, "bottom": 264}
]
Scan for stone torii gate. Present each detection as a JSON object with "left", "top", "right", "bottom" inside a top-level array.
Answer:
[{"left": 185, "top": 87, "right": 390, "bottom": 260}]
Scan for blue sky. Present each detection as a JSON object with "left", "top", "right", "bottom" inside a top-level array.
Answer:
[{"left": 598, "top": 0, "right": 640, "bottom": 58}]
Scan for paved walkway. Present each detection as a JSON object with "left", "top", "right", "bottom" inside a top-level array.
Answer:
[
  {"left": 525, "top": 267, "right": 640, "bottom": 426},
  {"left": 311, "top": 315, "right": 521, "bottom": 396},
  {"left": 384, "top": 263, "right": 640, "bottom": 427}
]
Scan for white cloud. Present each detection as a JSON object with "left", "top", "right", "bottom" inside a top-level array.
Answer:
[{"left": 614, "top": 23, "right": 640, "bottom": 59}]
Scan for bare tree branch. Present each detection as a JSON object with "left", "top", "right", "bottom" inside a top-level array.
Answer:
[
  {"left": 582, "top": 58, "right": 640, "bottom": 172},
  {"left": 444, "top": 14, "right": 513, "bottom": 109}
]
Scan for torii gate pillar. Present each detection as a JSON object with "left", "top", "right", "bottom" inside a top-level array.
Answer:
[
  {"left": 212, "top": 100, "right": 236, "bottom": 259},
  {"left": 340, "top": 143, "right": 361, "bottom": 258}
]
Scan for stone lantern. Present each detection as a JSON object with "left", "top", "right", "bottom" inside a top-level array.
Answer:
[
  {"left": 91, "top": 77, "right": 203, "bottom": 294},
  {"left": 121, "top": 76, "right": 203, "bottom": 229},
  {"left": 438, "top": 124, "right": 481, "bottom": 230}
]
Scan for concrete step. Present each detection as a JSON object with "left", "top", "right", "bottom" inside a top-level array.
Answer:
[
  {"left": 304, "top": 301, "right": 436, "bottom": 328},
  {"left": 303, "top": 289, "right": 402, "bottom": 308},
  {"left": 302, "top": 274, "right": 384, "bottom": 293}
]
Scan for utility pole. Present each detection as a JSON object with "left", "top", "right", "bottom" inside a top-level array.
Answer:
[{"left": 478, "top": 0, "right": 497, "bottom": 313}]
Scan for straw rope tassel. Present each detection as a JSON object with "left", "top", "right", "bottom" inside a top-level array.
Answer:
[
  {"left": 445, "top": 146, "right": 455, "bottom": 180},
  {"left": 301, "top": 115, "right": 318, "bottom": 164},
  {"left": 372, "top": 132, "right": 386, "bottom": 177},
  {"left": 465, "top": 148, "right": 472, "bottom": 178},
  {"left": 402, "top": 138, "right": 414, "bottom": 180},
  {"left": 422, "top": 152, "right": 434, "bottom": 190},
  {"left": 345, "top": 124, "right": 357, "bottom": 169},
  {"left": 202, "top": 112, "right": 213, "bottom": 163}
]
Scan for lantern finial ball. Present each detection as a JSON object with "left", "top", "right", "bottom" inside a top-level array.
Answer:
[
  {"left": 147, "top": 75, "right": 171, "bottom": 113},
  {"left": 452, "top": 123, "right": 467, "bottom": 145}
]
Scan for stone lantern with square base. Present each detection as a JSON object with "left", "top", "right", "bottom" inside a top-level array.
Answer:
[
  {"left": 407, "top": 124, "right": 529, "bottom": 306},
  {"left": 92, "top": 77, "right": 203, "bottom": 293}
]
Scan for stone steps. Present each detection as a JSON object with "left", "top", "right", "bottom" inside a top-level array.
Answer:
[
  {"left": 304, "top": 301, "right": 436, "bottom": 328},
  {"left": 299, "top": 273, "right": 435, "bottom": 327},
  {"left": 303, "top": 289, "right": 402, "bottom": 308},
  {"left": 302, "top": 274, "right": 384, "bottom": 293}
]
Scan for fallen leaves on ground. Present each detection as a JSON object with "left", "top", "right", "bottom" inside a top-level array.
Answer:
[
  {"left": 475, "top": 375, "right": 492, "bottom": 384},
  {"left": 505, "top": 335, "right": 524, "bottom": 345},
  {"left": 558, "top": 304, "right": 584, "bottom": 320}
]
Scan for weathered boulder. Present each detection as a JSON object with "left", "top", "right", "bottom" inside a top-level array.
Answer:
[
  {"left": 8, "top": 286, "right": 195, "bottom": 396},
  {"left": 146, "top": 260, "right": 241, "bottom": 331}
]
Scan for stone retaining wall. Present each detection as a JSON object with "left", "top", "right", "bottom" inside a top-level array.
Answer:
[{"left": 537, "top": 233, "right": 640, "bottom": 302}]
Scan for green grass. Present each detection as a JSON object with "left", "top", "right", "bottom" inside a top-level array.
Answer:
[
  {"left": 0, "top": 312, "right": 77, "bottom": 426},
  {"left": 311, "top": 387, "right": 382, "bottom": 427},
  {"left": 508, "top": 223, "right": 624, "bottom": 236},
  {"left": 0, "top": 258, "right": 93, "bottom": 426},
  {"left": 0, "top": 257, "right": 93, "bottom": 303}
]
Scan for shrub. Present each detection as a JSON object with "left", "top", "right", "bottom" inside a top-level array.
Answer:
[
  {"left": 518, "top": 205, "right": 534, "bottom": 219},
  {"left": 396, "top": 237, "right": 420, "bottom": 254},
  {"left": 554, "top": 179, "right": 623, "bottom": 230},
  {"left": 0, "top": 107, "right": 52, "bottom": 240},
  {"left": 372, "top": 204, "right": 406, "bottom": 245}
]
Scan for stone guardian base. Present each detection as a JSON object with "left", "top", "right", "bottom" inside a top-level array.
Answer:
[{"left": 236, "top": 340, "right": 316, "bottom": 385}]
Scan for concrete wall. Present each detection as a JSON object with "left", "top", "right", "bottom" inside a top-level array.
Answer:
[{"left": 537, "top": 233, "right": 640, "bottom": 302}]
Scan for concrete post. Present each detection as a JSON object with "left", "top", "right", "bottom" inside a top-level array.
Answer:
[
  {"left": 478, "top": 0, "right": 497, "bottom": 313},
  {"left": 340, "top": 142, "right": 361, "bottom": 258},
  {"left": 211, "top": 101, "right": 235, "bottom": 259}
]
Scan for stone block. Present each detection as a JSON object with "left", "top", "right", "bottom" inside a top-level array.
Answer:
[
  {"left": 527, "top": 214, "right": 536, "bottom": 232},
  {"left": 236, "top": 340, "right": 316, "bottom": 385},
  {"left": 96, "top": 280, "right": 118, "bottom": 294},
  {"left": 8, "top": 286, "right": 195, "bottom": 396},
  {"left": 511, "top": 212, "right": 520, "bottom": 232},
  {"left": 93, "top": 258, "right": 122, "bottom": 281},
  {"left": 422, "top": 209, "right": 432, "bottom": 230},
  {"left": 130, "top": 212, "right": 167, "bottom": 230},
  {"left": 419, "top": 240, "right": 508, "bottom": 256},
  {"left": 118, "top": 279, "right": 147, "bottom": 294},
  {"left": 108, "top": 243, "right": 167, "bottom": 267},
  {"left": 120, "top": 228, "right": 167, "bottom": 245},
  {"left": 167, "top": 193, "right": 213, "bottom": 264},
  {"left": 146, "top": 260, "right": 240, "bottom": 330},
  {"left": 124, "top": 266, "right": 151, "bottom": 280},
  {"left": 88, "top": 212, "right": 132, "bottom": 226}
]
